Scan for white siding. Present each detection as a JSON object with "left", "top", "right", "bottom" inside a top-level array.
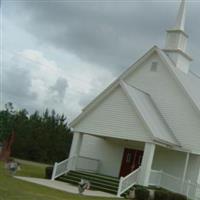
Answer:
[
  {"left": 80, "top": 135, "right": 124, "bottom": 177},
  {"left": 74, "top": 86, "right": 152, "bottom": 142},
  {"left": 153, "top": 146, "right": 200, "bottom": 183},
  {"left": 125, "top": 52, "right": 200, "bottom": 153},
  {"left": 152, "top": 146, "right": 186, "bottom": 178},
  {"left": 80, "top": 135, "right": 147, "bottom": 177},
  {"left": 186, "top": 154, "right": 200, "bottom": 183}
]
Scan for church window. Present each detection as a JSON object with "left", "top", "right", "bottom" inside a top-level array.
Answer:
[{"left": 151, "top": 62, "right": 158, "bottom": 72}]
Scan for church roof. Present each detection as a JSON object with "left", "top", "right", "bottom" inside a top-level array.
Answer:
[
  {"left": 70, "top": 1, "right": 200, "bottom": 153},
  {"left": 174, "top": 70, "right": 200, "bottom": 112},
  {"left": 70, "top": 46, "right": 200, "bottom": 153},
  {"left": 120, "top": 81, "right": 180, "bottom": 146},
  {"left": 159, "top": 49, "right": 200, "bottom": 114}
]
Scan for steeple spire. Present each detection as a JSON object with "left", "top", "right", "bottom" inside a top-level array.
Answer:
[
  {"left": 175, "top": 0, "right": 186, "bottom": 31},
  {"left": 163, "top": 0, "right": 192, "bottom": 74}
]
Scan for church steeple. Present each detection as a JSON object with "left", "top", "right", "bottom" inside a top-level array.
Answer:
[
  {"left": 175, "top": 0, "right": 186, "bottom": 31},
  {"left": 164, "top": 0, "right": 192, "bottom": 74}
]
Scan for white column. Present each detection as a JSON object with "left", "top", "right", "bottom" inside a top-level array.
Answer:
[
  {"left": 181, "top": 152, "right": 190, "bottom": 192},
  {"left": 139, "top": 143, "right": 155, "bottom": 186},
  {"left": 182, "top": 152, "right": 190, "bottom": 181},
  {"left": 69, "top": 132, "right": 83, "bottom": 170}
]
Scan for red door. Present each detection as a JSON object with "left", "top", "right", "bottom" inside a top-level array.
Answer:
[{"left": 119, "top": 148, "right": 143, "bottom": 177}]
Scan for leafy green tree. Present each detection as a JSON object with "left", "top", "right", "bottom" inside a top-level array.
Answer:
[
  {"left": 0, "top": 102, "right": 15, "bottom": 142},
  {"left": 0, "top": 103, "right": 73, "bottom": 164}
]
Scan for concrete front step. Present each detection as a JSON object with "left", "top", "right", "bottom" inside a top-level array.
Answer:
[{"left": 58, "top": 170, "right": 119, "bottom": 194}]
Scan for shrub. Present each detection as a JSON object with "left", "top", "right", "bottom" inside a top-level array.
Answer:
[
  {"left": 134, "top": 184, "right": 147, "bottom": 189},
  {"left": 155, "top": 190, "right": 170, "bottom": 200},
  {"left": 154, "top": 190, "right": 187, "bottom": 200},
  {"left": 45, "top": 166, "right": 53, "bottom": 179},
  {"left": 167, "top": 192, "right": 174, "bottom": 200},
  {"left": 170, "top": 193, "right": 187, "bottom": 200},
  {"left": 135, "top": 188, "right": 149, "bottom": 200},
  {"left": 148, "top": 185, "right": 161, "bottom": 190}
]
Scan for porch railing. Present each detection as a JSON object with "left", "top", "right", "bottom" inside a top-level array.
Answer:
[
  {"left": 76, "top": 156, "right": 100, "bottom": 172},
  {"left": 149, "top": 170, "right": 162, "bottom": 186},
  {"left": 149, "top": 170, "right": 200, "bottom": 200},
  {"left": 51, "top": 156, "right": 100, "bottom": 180},
  {"left": 51, "top": 159, "right": 200, "bottom": 200},
  {"left": 51, "top": 156, "right": 76, "bottom": 180},
  {"left": 117, "top": 167, "right": 141, "bottom": 197}
]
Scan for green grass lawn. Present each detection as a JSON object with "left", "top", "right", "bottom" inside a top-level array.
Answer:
[
  {"left": 0, "top": 161, "right": 118, "bottom": 200},
  {"left": 15, "top": 162, "right": 46, "bottom": 178}
]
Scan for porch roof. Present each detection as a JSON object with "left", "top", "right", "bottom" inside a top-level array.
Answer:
[{"left": 120, "top": 81, "right": 180, "bottom": 147}]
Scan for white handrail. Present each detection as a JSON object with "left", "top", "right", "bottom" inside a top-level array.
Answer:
[
  {"left": 117, "top": 168, "right": 200, "bottom": 199},
  {"left": 76, "top": 156, "right": 100, "bottom": 172},
  {"left": 117, "top": 167, "right": 140, "bottom": 197},
  {"left": 51, "top": 156, "right": 76, "bottom": 180},
  {"left": 150, "top": 170, "right": 200, "bottom": 200},
  {"left": 51, "top": 156, "right": 100, "bottom": 180}
]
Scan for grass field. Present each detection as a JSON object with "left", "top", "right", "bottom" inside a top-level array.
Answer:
[
  {"left": 15, "top": 160, "right": 46, "bottom": 178},
  {"left": 0, "top": 161, "right": 118, "bottom": 200}
]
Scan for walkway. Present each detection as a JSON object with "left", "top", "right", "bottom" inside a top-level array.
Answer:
[{"left": 15, "top": 176, "right": 118, "bottom": 198}]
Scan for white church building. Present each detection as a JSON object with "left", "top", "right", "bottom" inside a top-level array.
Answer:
[{"left": 52, "top": 1, "right": 200, "bottom": 199}]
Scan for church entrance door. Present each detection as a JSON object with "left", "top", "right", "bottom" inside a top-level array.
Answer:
[{"left": 119, "top": 148, "right": 143, "bottom": 177}]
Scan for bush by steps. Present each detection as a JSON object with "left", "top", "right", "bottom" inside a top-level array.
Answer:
[
  {"left": 135, "top": 188, "right": 150, "bottom": 200},
  {"left": 127, "top": 185, "right": 187, "bottom": 200},
  {"left": 45, "top": 166, "right": 53, "bottom": 179},
  {"left": 154, "top": 190, "right": 187, "bottom": 200}
]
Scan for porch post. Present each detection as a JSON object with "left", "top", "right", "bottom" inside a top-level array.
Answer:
[
  {"left": 181, "top": 152, "right": 190, "bottom": 193},
  {"left": 138, "top": 143, "right": 155, "bottom": 186},
  {"left": 68, "top": 132, "right": 83, "bottom": 170},
  {"left": 182, "top": 152, "right": 190, "bottom": 181}
]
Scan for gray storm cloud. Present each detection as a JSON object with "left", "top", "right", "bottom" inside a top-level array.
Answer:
[
  {"left": 2, "top": 0, "right": 200, "bottom": 118},
  {"left": 3, "top": 58, "right": 37, "bottom": 109},
  {"left": 6, "top": 1, "right": 200, "bottom": 74},
  {"left": 50, "top": 77, "right": 69, "bottom": 103}
]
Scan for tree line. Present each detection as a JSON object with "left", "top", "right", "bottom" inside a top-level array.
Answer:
[{"left": 0, "top": 102, "right": 73, "bottom": 164}]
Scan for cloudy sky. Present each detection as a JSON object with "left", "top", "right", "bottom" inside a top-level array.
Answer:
[{"left": 1, "top": 0, "right": 200, "bottom": 121}]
